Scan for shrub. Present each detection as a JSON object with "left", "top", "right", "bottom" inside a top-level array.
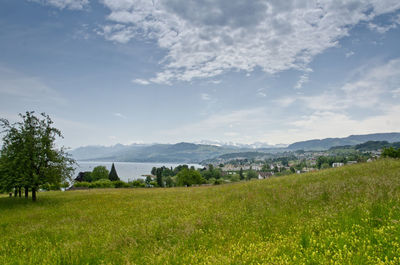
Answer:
[
  {"left": 89, "top": 179, "right": 114, "bottom": 188},
  {"left": 74, "top": 181, "right": 90, "bottom": 188},
  {"left": 130, "top": 180, "right": 145, "bottom": 188},
  {"left": 114, "top": 180, "right": 129, "bottom": 188}
]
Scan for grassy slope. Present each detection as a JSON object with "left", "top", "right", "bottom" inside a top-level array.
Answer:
[{"left": 1, "top": 159, "right": 400, "bottom": 264}]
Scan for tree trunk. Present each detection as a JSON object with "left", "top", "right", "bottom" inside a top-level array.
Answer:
[
  {"left": 18, "top": 187, "right": 22, "bottom": 197},
  {"left": 14, "top": 187, "right": 17, "bottom": 197},
  {"left": 32, "top": 187, "right": 37, "bottom": 202},
  {"left": 25, "top": 187, "right": 29, "bottom": 198}
]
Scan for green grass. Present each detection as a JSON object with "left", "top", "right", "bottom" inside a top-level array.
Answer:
[{"left": 1, "top": 159, "right": 400, "bottom": 264}]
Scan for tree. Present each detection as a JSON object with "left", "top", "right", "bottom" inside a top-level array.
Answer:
[
  {"left": 239, "top": 168, "right": 244, "bottom": 180},
  {"left": 145, "top": 175, "right": 152, "bottom": 186},
  {"left": 156, "top": 167, "right": 164, "bottom": 187},
  {"left": 246, "top": 170, "right": 257, "bottom": 180},
  {"left": 108, "top": 163, "right": 120, "bottom": 181},
  {"left": 91, "top": 166, "right": 109, "bottom": 181},
  {"left": 382, "top": 147, "right": 400, "bottom": 158},
  {"left": 176, "top": 168, "right": 205, "bottom": 186},
  {"left": 0, "top": 112, "right": 75, "bottom": 201}
]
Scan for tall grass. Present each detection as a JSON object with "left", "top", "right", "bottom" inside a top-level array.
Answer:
[{"left": 1, "top": 159, "right": 400, "bottom": 264}]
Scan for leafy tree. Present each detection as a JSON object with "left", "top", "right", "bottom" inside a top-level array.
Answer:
[
  {"left": 75, "top": 171, "right": 92, "bottom": 182},
  {"left": 201, "top": 164, "right": 222, "bottom": 180},
  {"left": 239, "top": 168, "right": 244, "bottom": 180},
  {"left": 382, "top": 147, "right": 400, "bottom": 158},
  {"left": 151, "top": 167, "right": 157, "bottom": 175},
  {"left": 165, "top": 176, "right": 174, "bottom": 187},
  {"left": 0, "top": 112, "right": 75, "bottom": 201},
  {"left": 176, "top": 168, "right": 205, "bottom": 186},
  {"left": 246, "top": 170, "right": 258, "bottom": 180},
  {"left": 91, "top": 166, "right": 109, "bottom": 181},
  {"left": 173, "top": 164, "right": 189, "bottom": 175},
  {"left": 145, "top": 175, "right": 152, "bottom": 186},
  {"left": 261, "top": 164, "right": 270, "bottom": 172},
  {"left": 156, "top": 167, "right": 164, "bottom": 187},
  {"left": 108, "top": 163, "right": 120, "bottom": 181}
]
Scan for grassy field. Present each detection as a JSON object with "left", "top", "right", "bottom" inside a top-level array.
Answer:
[{"left": 1, "top": 159, "right": 400, "bottom": 264}]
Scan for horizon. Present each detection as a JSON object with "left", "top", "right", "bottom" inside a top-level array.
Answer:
[
  {"left": 70, "top": 131, "right": 400, "bottom": 150},
  {"left": 1, "top": 1, "right": 400, "bottom": 149}
]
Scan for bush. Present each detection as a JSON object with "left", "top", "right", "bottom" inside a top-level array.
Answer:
[
  {"left": 74, "top": 181, "right": 90, "bottom": 188},
  {"left": 89, "top": 179, "right": 114, "bottom": 188},
  {"left": 130, "top": 180, "right": 145, "bottom": 188},
  {"left": 114, "top": 180, "right": 129, "bottom": 188}
]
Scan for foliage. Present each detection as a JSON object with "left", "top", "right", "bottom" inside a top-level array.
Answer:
[
  {"left": 1, "top": 160, "right": 400, "bottom": 264},
  {"left": 89, "top": 179, "right": 114, "bottom": 188},
  {"left": 113, "top": 180, "right": 129, "bottom": 188},
  {"left": 156, "top": 167, "right": 163, "bottom": 187},
  {"left": 75, "top": 171, "right": 92, "bottom": 182},
  {"left": 201, "top": 164, "right": 221, "bottom": 180},
  {"left": 176, "top": 168, "right": 205, "bottom": 186},
  {"left": 246, "top": 169, "right": 258, "bottom": 180},
  {"left": 73, "top": 181, "right": 90, "bottom": 188},
  {"left": 130, "top": 179, "right": 145, "bottom": 188},
  {"left": 91, "top": 166, "right": 109, "bottom": 181},
  {"left": 108, "top": 163, "right": 120, "bottom": 181},
  {"left": 239, "top": 167, "right": 244, "bottom": 180},
  {"left": 382, "top": 147, "right": 400, "bottom": 158},
  {"left": 165, "top": 176, "right": 174, "bottom": 187},
  {"left": 0, "top": 111, "right": 75, "bottom": 200}
]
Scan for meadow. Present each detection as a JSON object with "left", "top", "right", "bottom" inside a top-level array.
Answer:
[{"left": 1, "top": 159, "right": 400, "bottom": 264}]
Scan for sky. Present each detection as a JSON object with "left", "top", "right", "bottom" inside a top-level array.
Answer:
[{"left": 0, "top": 0, "right": 400, "bottom": 149}]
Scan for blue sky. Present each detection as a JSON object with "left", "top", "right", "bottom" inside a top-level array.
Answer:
[{"left": 1, "top": 0, "right": 400, "bottom": 148}]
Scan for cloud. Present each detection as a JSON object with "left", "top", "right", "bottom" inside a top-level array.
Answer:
[
  {"left": 257, "top": 88, "right": 267, "bottom": 98},
  {"left": 160, "top": 107, "right": 273, "bottom": 143},
  {"left": 294, "top": 72, "right": 311, "bottom": 89},
  {"left": 132, "top": 78, "right": 150, "bottom": 85},
  {"left": 274, "top": 97, "right": 296, "bottom": 107},
  {"left": 345, "top": 51, "right": 355, "bottom": 58},
  {"left": 368, "top": 22, "right": 397, "bottom": 33},
  {"left": 114, "top": 112, "right": 127, "bottom": 119},
  {"left": 0, "top": 66, "right": 66, "bottom": 104},
  {"left": 200, "top": 93, "right": 211, "bottom": 101},
  {"left": 300, "top": 58, "right": 400, "bottom": 111},
  {"left": 289, "top": 106, "right": 400, "bottom": 142},
  {"left": 99, "top": 0, "right": 400, "bottom": 83},
  {"left": 392, "top": 88, "right": 400, "bottom": 98},
  {"left": 29, "top": 0, "right": 89, "bottom": 10}
]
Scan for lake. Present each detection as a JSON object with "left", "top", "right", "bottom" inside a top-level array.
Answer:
[{"left": 74, "top": 161, "right": 203, "bottom": 182}]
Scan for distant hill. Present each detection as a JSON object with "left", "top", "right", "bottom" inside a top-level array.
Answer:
[
  {"left": 288, "top": 133, "right": 400, "bottom": 151},
  {"left": 70, "top": 132, "right": 400, "bottom": 162},
  {"left": 70, "top": 142, "right": 244, "bottom": 163}
]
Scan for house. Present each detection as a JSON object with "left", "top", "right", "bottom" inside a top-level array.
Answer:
[
  {"left": 258, "top": 172, "right": 273, "bottom": 179},
  {"left": 347, "top": 161, "right": 358, "bottom": 165},
  {"left": 332, "top": 162, "right": 344, "bottom": 168}
]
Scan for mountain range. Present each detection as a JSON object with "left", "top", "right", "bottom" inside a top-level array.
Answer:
[{"left": 69, "top": 132, "right": 400, "bottom": 163}]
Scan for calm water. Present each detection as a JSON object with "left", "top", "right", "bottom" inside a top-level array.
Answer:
[{"left": 74, "top": 161, "right": 203, "bottom": 182}]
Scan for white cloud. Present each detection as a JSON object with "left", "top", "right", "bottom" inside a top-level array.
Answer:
[
  {"left": 0, "top": 66, "right": 66, "bottom": 104},
  {"left": 200, "top": 93, "right": 211, "bottom": 101},
  {"left": 160, "top": 107, "right": 273, "bottom": 143},
  {"left": 29, "top": 0, "right": 89, "bottom": 10},
  {"left": 294, "top": 72, "right": 311, "bottom": 89},
  {"left": 345, "top": 51, "right": 355, "bottom": 58},
  {"left": 114, "top": 113, "right": 127, "bottom": 119},
  {"left": 99, "top": 0, "right": 400, "bottom": 84},
  {"left": 392, "top": 88, "right": 400, "bottom": 98},
  {"left": 274, "top": 97, "right": 296, "bottom": 107},
  {"left": 257, "top": 88, "right": 267, "bottom": 98},
  {"left": 132, "top": 78, "right": 150, "bottom": 85},
  {"left": 300, "top": 58, "right": 400, "bottom": 111},
  {"left": 289, "top": 106, "right": 400, "bottom": 142}
]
